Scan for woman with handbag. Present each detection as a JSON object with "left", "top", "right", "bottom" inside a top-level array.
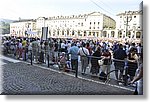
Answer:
[
  {"left": 100, "top": 49, "right": 112, "bottom": 78},
  {"left": 90, "top": 46, "right": 102, "bottom": 76}
]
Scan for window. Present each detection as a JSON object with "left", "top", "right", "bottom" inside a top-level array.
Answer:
[
  {"left": 97, "top": 32, "right": 99, "bottom": 37},
  {"left": 136, "top": 32, "right": 141, "bottom": 38},
  {"left": 89, "top": 32, "right": 91, "bottom": 36},
  {"left": 127, "top": 31, "right": 131, "bottom": 38},
  {"left": 78, "top": 31, "right": 81, "bottom": 36},
  {"left": 67, "top": 30, "right": 69, "bottom": 35},
  {"left": 90, "top": 22, "right": 91, "bottom": 25},
  {"left": 111, "top": 31, "right": 115, "bottom": 37},
  {"left": 84, "top": 31, "right": 86, "bottom": 36},
  {"left": 57, "top": 31, "right": 59, "bottom": 35},
  {"left": 72, "top": 31, "right": 75, "bottom": 35},
  {"left": 93, "top": 32, "right": 95, "bottom": 36},
  {"left": 62, "top": 30, "right": 64, "bottom": 35},
  {"left": 49, "top": 31, "right": 51, "bottom": 36},
  {"left": 118, "top": 31, "right": 122, "bottom": 38},
  {"left": 134, "top": 16, "right": 136, "bottom": 18},
  {"left": 103, "top": 31, "right": 107, "bottom": 37}
]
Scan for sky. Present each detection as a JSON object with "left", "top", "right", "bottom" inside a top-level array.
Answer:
[{"left": 0, "top": 0, "right": 142, "bottom": 20}]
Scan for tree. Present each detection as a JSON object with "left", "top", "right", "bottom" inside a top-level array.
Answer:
[{"left": 0, "top": 21, "right": 10, "bottom": 34}]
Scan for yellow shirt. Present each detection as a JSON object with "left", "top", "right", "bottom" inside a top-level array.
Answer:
[{"left": 22, "top": 40, "right": 27, "bottom": 47}]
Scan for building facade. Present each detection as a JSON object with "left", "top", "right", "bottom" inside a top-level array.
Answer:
[
  {"left": 10, "top": 11, "right": 142, "bottom": 43},
  {"left": 116, "top": 10, "right": 142, "bottom": 43},
  {"left": 36, "top": 12, "right": 116, "bottom": 39},
  {"left": 10, "top": 12, "right": 116, "bottom": 40},
  {"left": 36, "top": 17, "right": 48, "bottom": 38},
  {"left": 10, "top": 19, "right": 36, "bottom": 37}
]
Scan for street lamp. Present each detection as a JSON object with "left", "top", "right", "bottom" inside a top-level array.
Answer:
[
  {"left": 132, "top": 26, "right": 136, "bottom": 39},
  {"left": 123, "top": 11, "right": 132, "bottom": 40}
]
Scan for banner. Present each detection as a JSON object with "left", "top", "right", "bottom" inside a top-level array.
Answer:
[{"left": 41, "top": 27, "right": 48, "bottom": 41}]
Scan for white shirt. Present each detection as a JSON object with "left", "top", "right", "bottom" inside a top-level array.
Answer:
[
  {"left": 61, "top": 43, "right": 65, "bottom": 49},
  {"left": 18, "top": 42, "right": 22, "bottom": 48},
  {"left": 78, "top": 47, "right": 89, "bottom": 56},
  {"left": 77, "top": 42, "right": 80, "bottom": 47},
  {"left": 137, "top": 46, "right": 142, "bottom": 54}
]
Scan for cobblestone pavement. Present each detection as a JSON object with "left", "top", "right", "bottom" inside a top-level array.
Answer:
[{"left": 1, "top": 61, "right": 134, "bottom": 95}]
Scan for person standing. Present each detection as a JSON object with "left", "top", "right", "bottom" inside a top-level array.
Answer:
[
  {"left": 22, "top": 38, "right": 27, "bottom": 60},
  {"left": 60, "top": 41, "right": 66, "bottom": 52},
  {"left": 127, "top": 48, "right": 138, "bottom": 81},
  {"left": 130, "top": 52, "right": 143, "bottom": 95},
  {"left": 113, "top": 44, "right": 127, "bottom": 81},
  {"left": 38, "top": 41, "right": 44, "bottom": 63},
  {"left": 78, "top": 43, "right": 89, "bottom": 75},
  {"left": 32, "top": 39, "right": 39, "bottom": 62},
  {"left": 54, "top": 41, "right": 59, "bottom": 63},
  {"left": 86, "top": 42, "right": 93, "bottom": 68},
  {"left": 101, "top": 49, "right": 112, "bottom": 78},
  {"left": 137, "top": 43, "right": 142, "bottom": 57},
  {"left": 68, "top": 43, "right": 79, "bottom": 72},
  {"left": 90, "top": 46, "right": 101, "bottom": 76},
  {"left": 18, "top": 40, "right": 23, "bottom": 59}
]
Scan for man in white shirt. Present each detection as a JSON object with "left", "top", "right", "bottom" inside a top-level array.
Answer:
[
  {"left": 137, "top": 43, "right": 142, "bottom": 56},
  {"left": 78, "top": 43, "right": 89, "bottom": 75},
  {"left": 61, "top": 41, "right": 66, "bottom": 52}
]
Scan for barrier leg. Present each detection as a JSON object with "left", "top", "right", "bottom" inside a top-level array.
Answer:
[
  {"left": 123, "top": 66, "right": 128, "bottom": 86},
  {"left": 47, "top": 54, "right": 49, "bottom": 68},
  {"left": 24, "top": 49, "right": 26, "bottom": 61},
  {"left": 75, "top": 67, "right": 78, "bottom": 78},
  {"left": 30, "top": 50, "right": 32, "bottom": 65}
]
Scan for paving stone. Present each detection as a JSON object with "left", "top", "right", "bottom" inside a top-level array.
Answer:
[{"left": 2, "top": 62, "right": 133, "bottom": 95}]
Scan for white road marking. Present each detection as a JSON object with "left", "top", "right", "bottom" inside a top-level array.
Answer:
[
  {"left": 0, "top": 55, "right": 21, "bottom": 63},
  {"left": 0, "top": 61, "right": 7, "bottom": 66}
]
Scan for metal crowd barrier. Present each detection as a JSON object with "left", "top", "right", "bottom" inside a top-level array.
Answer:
[{"left": 3, "top": 45, "right": 139, "bottom": 87}]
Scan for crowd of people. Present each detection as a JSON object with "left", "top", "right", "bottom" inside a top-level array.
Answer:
[{"left": 1, "top": 36, "right": 143, "bottom": 95}]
